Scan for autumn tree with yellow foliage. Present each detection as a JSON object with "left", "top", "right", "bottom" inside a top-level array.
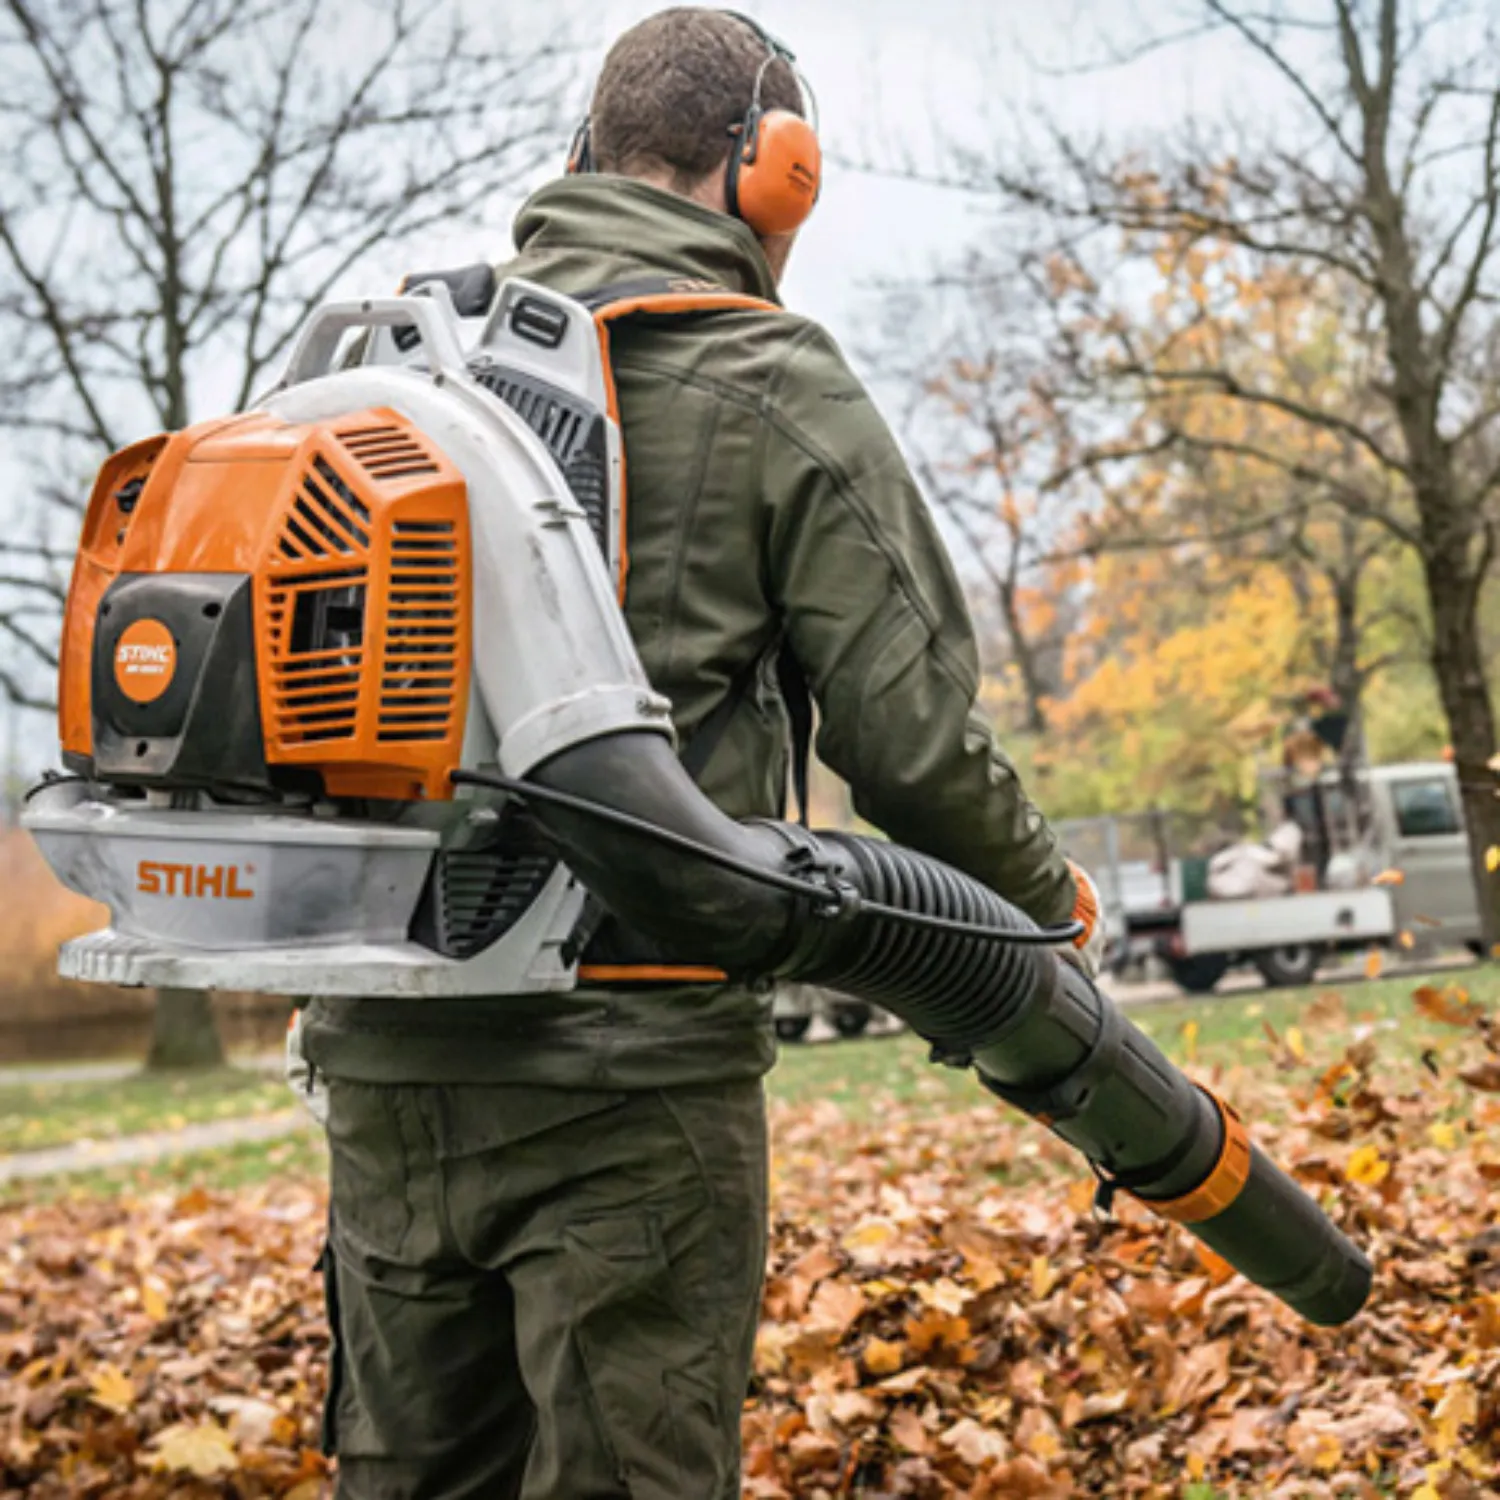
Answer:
[{"left": 891, "top": 0, "right": 1500, "bottom": 940}]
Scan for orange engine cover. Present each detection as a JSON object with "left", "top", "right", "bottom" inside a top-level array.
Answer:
[{"left": 60, "top": 407, "right": 471, "bottom": 802}]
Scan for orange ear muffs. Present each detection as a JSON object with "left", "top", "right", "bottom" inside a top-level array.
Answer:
[{"left": 725, "top": 107, "right": 821, "bottom": 237}]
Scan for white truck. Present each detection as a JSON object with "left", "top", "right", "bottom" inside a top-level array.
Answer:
[{"left": 1066, "top": 763, "right": 1483, "bottom": 995}]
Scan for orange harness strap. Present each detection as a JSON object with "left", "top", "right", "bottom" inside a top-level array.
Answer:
[
  {"left": 590, "top": 287, "right": 780, "bottom": 602},
  {"left": 572, "top": 283, "right": 779, "bottom": 988}
]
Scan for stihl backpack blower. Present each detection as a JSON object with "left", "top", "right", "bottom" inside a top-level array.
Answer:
[{"left": 24, "top": 271, "right": 1371, "bottom": 1325}]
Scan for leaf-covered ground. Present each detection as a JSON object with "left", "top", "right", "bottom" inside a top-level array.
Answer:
[{"left": 2, "top": 980, "right": 1498, "bottom": 1498}]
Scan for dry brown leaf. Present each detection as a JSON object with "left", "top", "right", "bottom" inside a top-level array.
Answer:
[
  {"left": 1459, "top": 1060, "right": 1500, "bottom": 1093},
  {"left": 1162, "top": 1338, "right": 1232, "bottom": 1413},
  {"left": 888, "top": 1403, "right": 930, "bottom": 1455},
  {"left": 805, "top": 1277, "right": 865, "bottom": 1336},
  {"left": 941, "top": 1415, "right": 1010, "bottom": 1467},
  {"left": 1413, "top": 984, "right": 1485, "bottom": 1028}
]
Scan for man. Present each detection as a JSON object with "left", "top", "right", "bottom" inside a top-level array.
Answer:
[{"left": 302, "top": 9, "right": 1086, "bottom": 1498}]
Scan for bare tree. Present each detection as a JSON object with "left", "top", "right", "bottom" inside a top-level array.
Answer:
[
  {"left": 909, "top": 0, "right": 1500, "bottom": 941},
  {"left": 0, "top": 0, "right": 575, "bottom": 698},
  {"left": 873, "top": 274, "right": 1088, "bottom": 735},
  {"left": 0, "top": 0, "right": 577, "bottom": 1064}
]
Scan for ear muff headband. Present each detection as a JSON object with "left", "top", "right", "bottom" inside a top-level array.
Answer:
[
  {"left": 566, "top": 117, "right": 594, "bottom": 175},
  {"left": 723, "top": 17, "right": 821, "bottom": 236}
]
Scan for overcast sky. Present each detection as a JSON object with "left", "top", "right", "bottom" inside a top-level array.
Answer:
[
  {"left": 2, "top": 0, "right": 1311, "bottom": 753},
  {"left": 443, "top": 0, "right": 1278, "bottom": 350}
]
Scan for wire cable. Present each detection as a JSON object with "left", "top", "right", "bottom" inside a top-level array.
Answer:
[{"left": 450, "top": 769, "right": 1084, "bottom": 948}]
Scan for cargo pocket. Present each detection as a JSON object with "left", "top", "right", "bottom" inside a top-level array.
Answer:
[
  {"left": 323, "top": 1081, "right": 415, "bottom": 1259},
  {"left": 565, "top": 1209, "right": 730, "bottom": 1500}
]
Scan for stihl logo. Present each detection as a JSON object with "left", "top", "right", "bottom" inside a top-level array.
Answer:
[
  {"left": 119, "top": 643, "right": 171, "bottom": 664},
  {"left": 137, "top": 861, "right": 255, "bottom": 899},
  {"left": 114, "top": 618, "right": 178, "bottom": 705}
]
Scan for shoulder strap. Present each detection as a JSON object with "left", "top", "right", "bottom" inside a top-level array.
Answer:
[
  {"left": 581, "top": 274, "right": 781, "bottom": 606},
  {"left": 564, "top": 278, "right": 811, "bottom": 980},
  {"left": 579, "top": 275, "right": 780, "bottom": 317}
]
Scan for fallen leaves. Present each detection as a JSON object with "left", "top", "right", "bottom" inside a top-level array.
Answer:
[
  {"left": 5, "top": 980, "right": 1500, "bottom": 1498},
  {"left": 744, "top": 979, "right": 1500, "bottom": 1497},
  {"left": 86, "top": 1361, "right": 134, "bottom": 1415},
  {"left": 0, "top": 1186, "right": 329, "bottom": 1497}
]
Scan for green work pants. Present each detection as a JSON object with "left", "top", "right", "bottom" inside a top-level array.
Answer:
[{"left": 320, "top": 1078, "right": 768, "bottom": 1500}]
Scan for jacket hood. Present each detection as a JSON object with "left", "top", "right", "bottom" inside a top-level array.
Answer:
[{"left": 509, "top": 175, "right": 782, "bottom": 305}]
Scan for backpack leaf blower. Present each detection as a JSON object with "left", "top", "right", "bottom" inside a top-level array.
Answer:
[{"left": 23, "top": 275, "right": 1371, "bottom": 1325}]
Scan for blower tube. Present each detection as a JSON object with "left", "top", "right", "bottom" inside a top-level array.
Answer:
[{"left": 468, "top": 731, "right": 1371, "bottom": 1326}]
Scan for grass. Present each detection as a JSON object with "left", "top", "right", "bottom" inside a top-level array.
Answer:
[
  {"left": 0, "top": 1065, "right": 290, "bottom": 1153},
  {"left": 2, "top": 1126, "right": 326, "bottom": 1204},
  {"left": 1, "top": 958, "right": 1491, "bottom": 1202}
]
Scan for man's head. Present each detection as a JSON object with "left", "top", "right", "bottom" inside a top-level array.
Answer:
[{"left": 583, "top": 8, "right": 815, "bottom": 280}]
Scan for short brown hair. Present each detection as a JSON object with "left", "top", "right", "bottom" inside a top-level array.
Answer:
[{"left": 591, "top": 8, "right": 803, "bottom": 187}]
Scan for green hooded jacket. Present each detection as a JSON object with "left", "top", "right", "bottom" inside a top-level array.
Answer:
[{"left": 302, "top": 175, "right": 1074, "bottom": 1088}]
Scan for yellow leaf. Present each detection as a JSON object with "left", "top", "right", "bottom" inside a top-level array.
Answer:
[
  {"left": 88, "top": 1363, "right": 134, "bottom": 1415},
  {"left": 141, "top": 1279, "right": 169, "bottom": 1322},
  {"left": 147, "top": 1421, "right": 238, "bottom": 1478},
  {"left": 1372, "top": 868, "right": 1405, "bottom": 886},
  {"left": 1311, "top": 1434, "right": 1343, "bottom": 1472},
  {"left": 1413, "top": 1485, "right": 1442, "bottom": 1500},
  {"left": 1066, "top": 1177, "right": 1096, "bottom": 1215},
  {"left": 1030, "top": 1255, "right": 1058, "bottom": 1300},
  {"left": 1432, "top": 1382, "right": 1477, "bottom": 1456},
  {"left": 1364, "top": 949, "right": 1384, "bottom": 979},
  {"left": 861, "top": 1336, "right": 904, "bottom": 1376},
  {"left": 1285, "top": 1026, "right": 1306, "bottom": 1061},
  {"left": 1186, "top": 1451, "right": 1206, "bottom": 1481},
  {"left": 1428, "top": 1121, "right": 1458, "bottom": 1150},
  {"left": 1345, "top": 1144, "right": 1390, "bottom": 1186},
  {"left": 1181, "top": 1018, "right": 1199, "bottom": 1064},
  {"left": 1398, "top": 930, "right": 1416, "bottom": 950},
  {"left": 841, "top": 1219, "right": 897, "bottom": 1252},
  {"left": 1487, "top": 846, "right": 1500, "bottom": 873},
  {"left": 915, "top": 1277, "right": 970, "bottom": 1315}
]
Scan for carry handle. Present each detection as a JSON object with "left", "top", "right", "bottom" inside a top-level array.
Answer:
[{"left": 273, "top": 287, "right": 468, "bottom": 389}]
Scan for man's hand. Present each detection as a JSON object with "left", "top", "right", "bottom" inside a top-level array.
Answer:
[{"left": 1063, "top": 860, "right": 1107, "bottom": 979}]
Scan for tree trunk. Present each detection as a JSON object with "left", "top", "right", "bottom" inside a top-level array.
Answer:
[
  {"left": 1423, "top": 551, "right": 1500, "bottom": 953},
  {"left": 146, "top": 988, "right": 225, "bottom": 1070},
  {"left": 1328, "top": 568, "right": 1366, "bottom": 794},
  {"left": 999, "top": 583, "right": 1048, "bottom": 735}
]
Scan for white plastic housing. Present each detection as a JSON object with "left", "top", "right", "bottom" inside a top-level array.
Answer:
[{"left": 25, "top": 283, "right": 671, "bottom": 996}]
